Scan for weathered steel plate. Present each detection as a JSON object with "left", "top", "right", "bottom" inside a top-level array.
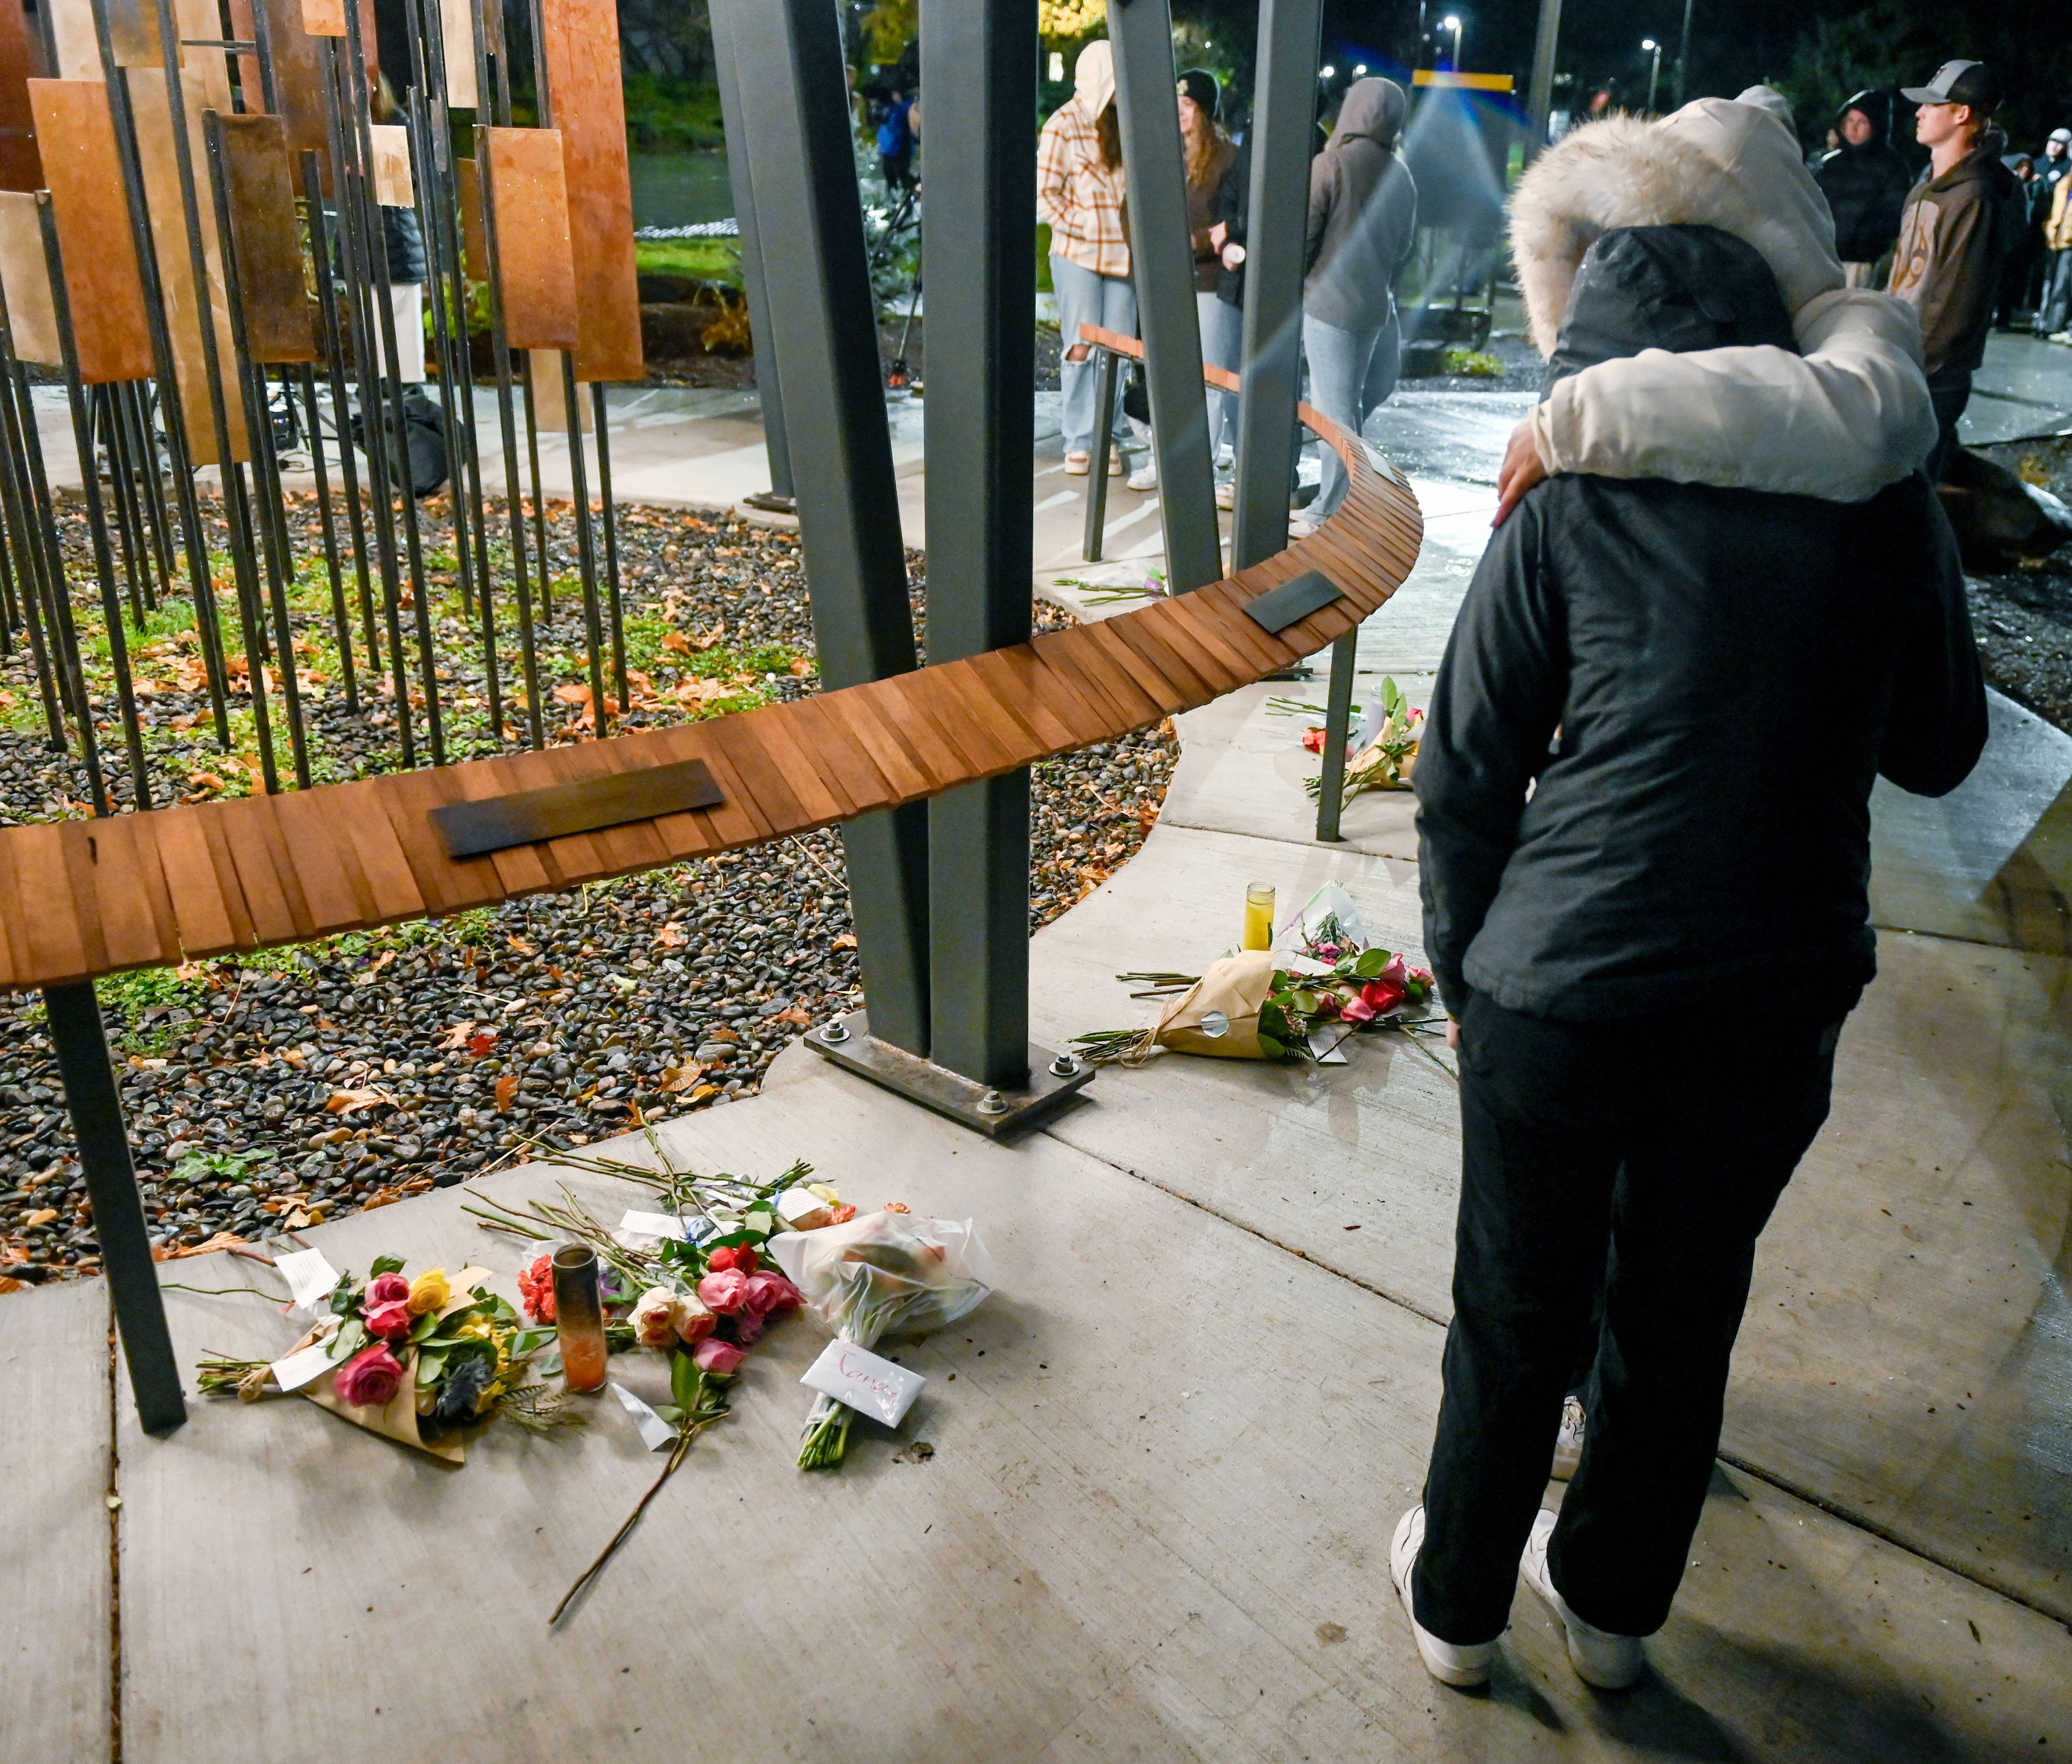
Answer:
[
  {"left": 1243, "top": 569, "right": 1344, "bottom": 634},
  {"left": 27, "top": 79, "right": 154, "bottom": 384},
  {"left": 479, "top": 125, "right": 577, "bottom": 352},
  {"left": 541, "top": 0, "right": 640, "bottom": 383},
  {"left": 0, "top": 190, "right": 58, "bottom": 363},
  {"left": 0, "top": 0, "right": 42, "bottom": 192},
  {"left": 212, "top": 111, "right": 316, "bottom": 364},
  {"left": 428, "top": 757, "right": 726, "bottom": 858}
]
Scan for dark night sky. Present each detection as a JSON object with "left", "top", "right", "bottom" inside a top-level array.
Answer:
[{"left": 1181, "top": 1, "right": 2072, "bottom": 150}]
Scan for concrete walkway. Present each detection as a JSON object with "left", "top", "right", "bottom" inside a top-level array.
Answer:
[{"left": 8, "top": 460, "right": 2072, "bottom": 1759}]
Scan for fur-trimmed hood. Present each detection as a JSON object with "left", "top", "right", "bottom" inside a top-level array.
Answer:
[{"left": 1511, "top": 86, "right": 1843, "bottom": 357}]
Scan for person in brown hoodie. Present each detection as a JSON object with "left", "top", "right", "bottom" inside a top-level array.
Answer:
[{"left": 1888, "top": 60, "right": 2016, "bottom": 478}]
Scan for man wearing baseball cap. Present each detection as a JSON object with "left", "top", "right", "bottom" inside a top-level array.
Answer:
[
  {"left": 1889, "top": 61, "right": 2016, "bottom": 476},
  {"left": 2037, "top": 127, "right": 2072, "bottom": 338}
]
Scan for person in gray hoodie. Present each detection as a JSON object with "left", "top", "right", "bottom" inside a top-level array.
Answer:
[{"left": 1301, "top": 77, "right": 1416, "bottom": 524}]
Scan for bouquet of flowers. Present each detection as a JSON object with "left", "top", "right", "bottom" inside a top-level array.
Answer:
[
  {"left": 771, "top": 1209, "right": 995, "bottom": 1471},
  {"left": 196, "top": 1256, "right": 575, "bottom": 1462},
  {"left": 1299, "top": 674, "right": 1422, "bottom": 805}
]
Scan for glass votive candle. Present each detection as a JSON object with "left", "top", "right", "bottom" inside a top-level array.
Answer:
[
  {"left": 1242, "top": 882, "right": 1276, "bottom": 952},
  {"left": 551, "top": 1243, "right": 608, "bottom": 1394}
]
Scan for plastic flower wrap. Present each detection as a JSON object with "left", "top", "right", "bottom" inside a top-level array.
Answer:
[
  {"left": 1303, "top": 674, "right": 1422, "bottom": 805},
  {"left": 770, "top": 1211, "right": 996, "bottom": 1469}
]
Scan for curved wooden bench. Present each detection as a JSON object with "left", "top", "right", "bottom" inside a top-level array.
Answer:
[{"left": 0, "top": 353, "right": 1420, "bottom": 994}]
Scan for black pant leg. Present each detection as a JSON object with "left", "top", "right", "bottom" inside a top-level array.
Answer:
[
  {"left": 1413, "top": 995, "right": 1623, "bottom": 1644},
  {"left": 1549, "top": 1014, "right": 1843, "bottom": 1637}
]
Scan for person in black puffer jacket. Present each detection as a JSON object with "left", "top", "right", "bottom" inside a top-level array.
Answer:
[
  {"left": 1814, "top": 88, "right": 1913, "bottom": 285},
  {"left": 1391, "top": 221, "right": 1986, "bottom": 1694}
]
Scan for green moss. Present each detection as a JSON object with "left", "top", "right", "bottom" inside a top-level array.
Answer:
[
  {"left": 635, "top": 236, "right": 741, "bottom": 288},
  {"left": 622, "top": 76, "right": 725, "bottom": 152}
]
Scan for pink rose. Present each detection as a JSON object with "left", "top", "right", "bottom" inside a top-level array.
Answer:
[
  {"left": 1340, "top": 994, "right": 1376, "bottom": 1023},
  {"left": 333, "top": 1343, "right": 403, "bottom": 1409},
  {"left": 364, "top": 1298, "right": 413, "bottom": 1339},
  {"left": 744, "top": 1271, "right": 803, "bottom": 1317},
  {"left": 693, "top": 1338, "right": 744, "bottom": 1375},
  {"left": 630, "top": 1287, "right": 679, "bottom": 1348},
  {"left": 366, "top": 1271, "right": 410, "bottom": 1307},
  {"left": 674, "top": 1291, "right": 715, "bottom": 1344},
  {"left": 730, "top": 1307, "right": 766, "bottom": 1346},
  {"left": 697, "top": 1269, "right": 752, "bottom": 1315}
]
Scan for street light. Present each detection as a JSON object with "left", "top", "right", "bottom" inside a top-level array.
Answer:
[
  {"left": 1442, "top": 13, "right": 1463, "bottom": 67},
  {"left": 1353, "top": 63, "right": 1367, "bottom": 75},
  {"left": 1319, "top": 63, "right": 1336, "bottom": 80},
  {"left": 1641, "top": 37, "right": 1661, "bottom": 112}
]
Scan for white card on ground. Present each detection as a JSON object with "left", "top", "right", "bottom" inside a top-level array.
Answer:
[
  {"left": 618, "top": 1209, "right": 690, "bottom": 1242},
  {"left": 273, "top": 1247, "right": 341, "bottom": 1313},
  {"left": 270, "top": 1341, "right": 338, "bottom": 1392},
  {"left": 610, "top": 1380, "right": 678, "bottom": 1451},
  {"left": 1281, "top": 953, "right": 1337, "bottom": 976},
  {"left": 1307, "top": 1028, "right": 1351, "bottom": 1065},
  {"left": 800, "top": 1339, "right": 926, "bottom": 1429}
]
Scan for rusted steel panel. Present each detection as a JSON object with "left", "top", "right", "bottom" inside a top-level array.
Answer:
[
  {"left": 540, "top": 0, "right": 640, "bottom": 382},
  {"left": 28, "top": 79, "right": 154, "bottom": 383},
  {"left": 214, "top": 111, "right": 316, "bottom": 363},
  {"left": 479, "top": 125, "right": 577, "bottom": 351}
]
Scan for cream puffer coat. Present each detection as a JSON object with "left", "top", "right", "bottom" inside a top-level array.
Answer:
[{"left": 1514, "top": 87, "right": 1937, "bottom": 502}]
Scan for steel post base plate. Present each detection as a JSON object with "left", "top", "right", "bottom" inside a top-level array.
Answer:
[{"left": 805, "top": 1009, "right": 1095, "bottom": 1139}]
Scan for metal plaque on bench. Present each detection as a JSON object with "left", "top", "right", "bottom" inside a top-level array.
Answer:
[
  {"left": 430, "top": 758, "right": 726, "bottom": 858},
  {"left": 1243, "top": 569, "right": 1344, "bottom": 634}
]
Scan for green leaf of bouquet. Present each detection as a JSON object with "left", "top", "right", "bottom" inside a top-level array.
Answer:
[
  {"left": 407, "top": 1310, "right": 440, "bottom": 1344},
  {"left": 670, "top": 1351, "right": 701, "bottom": 1412},
  {"left": 651, "top": 1403, "right": 685, "bottom": 1426},
  {"left": 329, "top": 1318, "right": 367, "bottom": 1362},
  {"left": 1258, "top": 1031, "right": 1286, "bottom": 1057},
  {"left": 1290, "top": 989, "right": 1319, "bottom": 1016},
  {"left": 1354, "top": 947, "right": 1389, "bottom": 978},
  {"left": 370, "top": 1254, "right": 406, "bottom": 1277},
  {"left": 415, "top": 1348, "right": 449, "bottom": 1384}
]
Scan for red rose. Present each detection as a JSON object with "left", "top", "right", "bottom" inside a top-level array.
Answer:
[
  {"left": 707, "top": 1244, "right": 759, "bottom": 1276},
  {"left": 1361, "top": 977, "right": 1407, "bottom": 1017},
  {"left": 333, "top": 1343, "right": 403, "bottom": 1409},
  {"left": 365, "top": 1271, "right": 410, "bottom": 1307},
  {"left": 365, "top": 1297, "right": 412, "bottom": 1339},
  {"left": 744, "top": 1271, "right": 802, "bottom": 1316}
]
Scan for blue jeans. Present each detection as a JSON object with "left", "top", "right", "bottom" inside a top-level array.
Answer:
[
  {"left": 1053, "top": 254, "right": 1136, "bottom": 456},
  {"left": 2040, "top": 249, "right": 2072, "bottom": 336},
  {"left": 1302, "top": 310, "right": 1401, "bottom": 518},
  {"left": 1198, "top": 292, "right": 1242, "bottom": 463}
]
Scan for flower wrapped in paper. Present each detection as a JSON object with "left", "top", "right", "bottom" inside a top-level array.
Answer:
[{"left": 771, "top": 1211, "right": 996, "bottom": 1470}]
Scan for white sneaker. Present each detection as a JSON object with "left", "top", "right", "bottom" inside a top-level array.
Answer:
[
  {"left": 2051, "top": 331, "right": 2072, "bottom": 345},
  {"left": 1064, "top": 451, "right": 1092, "bottom": 476},
  {"left": 1551, "top": 1396, "right": 1585, "bottom": 1481},
  {"left": 1127, "top": 461, "right": 1158, "bottom": 492},
  {"left": 1520, "top": 1509, "right": 1646, "bottom": 1690},
  {"left": 1390, "top": 1507, "right": 1500, "bottom": 1687},
  {"left": 1108, "top": 444, "right": 1123, "bottom": 477}
]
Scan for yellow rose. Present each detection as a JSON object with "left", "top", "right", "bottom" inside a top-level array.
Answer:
[{"left": 406, "top": 1268, "right": 451, "bottom": 1317}]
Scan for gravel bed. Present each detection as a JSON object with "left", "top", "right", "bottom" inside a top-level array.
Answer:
[
  {"left": 1968, "top": 437, "right": 2072, "bottom": 737},
  {"left": 0, "top": 496, "right": 1175, "bottom": 1284}
]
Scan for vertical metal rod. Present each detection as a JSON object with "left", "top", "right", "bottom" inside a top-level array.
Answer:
[
  {"left": 0, "top": 277, "right": 69, "bottom": 747},
  {"left": 319, "top": 38, "right": 417, "bottom": 765},
  {"left": 1313, "top": 630, "right": 1357, "bottom": 842},
  {"left": 137, "top": 0, "right": 280, "bottom": 774},
  {"left": 710, "top": 0, "right": 931, "bottom": 1052},
  {"left": 302, "top": 151, "right": 383, "bottom": 688},
  {"left": 44, "top": 981, "right": 186, "bottom": 1436},
  {"left": 1081, "top": 345, "right": 1117, "bottom": 562},
  {"left": 711, "top": 11, "right": 793, "bottom": 504},
  {"left": 1106, "top": 0, "right": 1222, "bottom": 591},
  {"left": 473, "top": 124, "right": 544, "bottom": 746},
  {"left": 340, "top": 0, "right": 441, "bottom": 764},
  {"left": 1232, "top": 0, "right": 1323, "bottom": 570},
  {"left": 590, "top": 380, "right": 626, "bottom": 714},
  {"left": 38, "top": 200, "right": 149, "bottom": 809},
  {"left": 6, "top": 318, "right": 92, "bottom": 750},
  {"left": 519, "top": 357, "right": 551, "bottom": 620},
  {"left": 297, "top": 364, "right": 359, "bottom": 711},
  {"left": 97, "top": 387, "right": 151, "bottom": 628},
  {"left": 558, "top": 351, "right": 606, "bottom": 727},
  {"left": 921, "top": 0, "right": 1036, "bottom": 1088},
  {"left": 120, "top": 382, "right": 176, "bottom": 603},
  {"left": 204, "top": 112, "right": 312, "bottom": 789}
]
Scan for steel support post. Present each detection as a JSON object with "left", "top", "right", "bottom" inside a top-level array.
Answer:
[
  {"left": 44, "top": 981, "right": 185, "bottom": 1434},
  {"left": 1527, "top": 0, "right": 1564, "bottom": 152},
  {"left": 1080, "top": 345, "right": 1117, "bottom": 562},
  {"left": 710, "top": 0, "right": 930, "bottom": 1052},
  {"left": 711, "top": 11, "right": 794, "bottom": 511},
  {"left": 1313, "top": 629, "right": 1358, "bottom": 841},
  {"left": 920, "top": 0, "right": 1033, "bottom": 1090},
  {"left": 1106, "top": 0, "right": 1221, "bottom": 591},
  {"left": 1231, "top": 0, "right": 1322, "bottom": 571}
]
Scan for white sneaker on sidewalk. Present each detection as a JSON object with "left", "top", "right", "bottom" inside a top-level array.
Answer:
[
  {"left": 1519, "top": 1509, "right": 1646, "bottom": 1690},
  {"left": 1064, "top": 451, "right": 1092, "bottom": 476},
  {"left": 1127, "top": 460, "right": 1158, "bottom": 492},
  {"left": 1390, "top": 1507, "right": 1500, "bottom": 1687},
  {"left": 1551, "top": 1395, "right": 1585, "bottom": 1481}
]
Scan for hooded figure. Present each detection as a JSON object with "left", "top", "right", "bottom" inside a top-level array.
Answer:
[
  {"left": 1815, "top": 89, "right": 1913, "bottom": 273},
  {"left": 1299, "top": 78, "right": 1416, "bottom": 524},
  {"left": 1507, "top": 86, "right": 1937, "bottom": 505},
  {"left": 1398, "top": 215, "right": 1985, "bottom": 1691}
]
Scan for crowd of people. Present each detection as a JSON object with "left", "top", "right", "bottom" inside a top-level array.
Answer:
[{"left": 1037, "top": 41, "right": 1993, "bottom": 1698}]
